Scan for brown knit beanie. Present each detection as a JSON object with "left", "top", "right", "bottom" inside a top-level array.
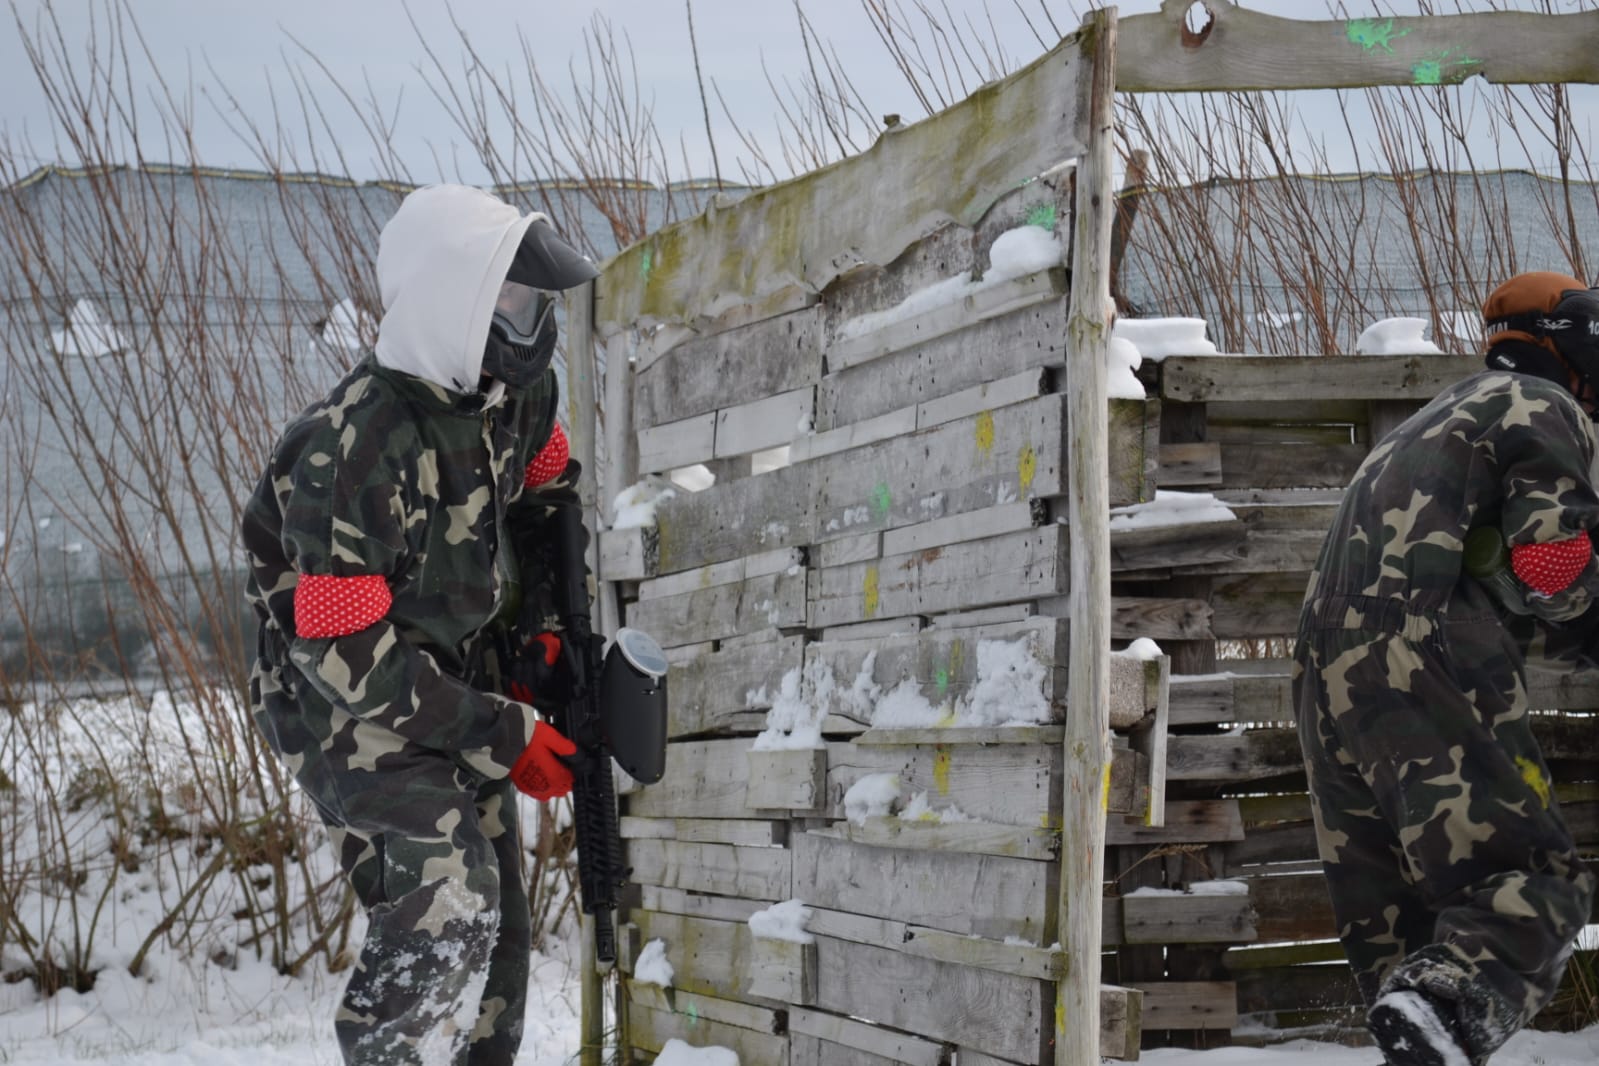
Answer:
[{"left": 1482, "top": 271, "right": 1588, "bottom": 353}]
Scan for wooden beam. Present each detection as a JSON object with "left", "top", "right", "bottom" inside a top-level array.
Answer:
[
  {"left": 593, "top": 25, "right": 1093, "bottom": 333},
  {"left": 1058, "top": 10, "right": 1118, "bottom": 1066},
  {"left": 1116, "top": 3, "right": 1599, "bottom": 93},
  {"left": 1159, "top": 354, "right": 1480, "bottom": 404}
]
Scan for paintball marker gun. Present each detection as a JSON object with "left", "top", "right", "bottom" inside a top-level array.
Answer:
[{"left": 543, "top": 501, "right": 668, "bottom": 966}]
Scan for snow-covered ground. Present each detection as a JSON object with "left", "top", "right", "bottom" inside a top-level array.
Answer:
[{"left": 2, "top": 956, "right": 1595, "bottom": 1065}]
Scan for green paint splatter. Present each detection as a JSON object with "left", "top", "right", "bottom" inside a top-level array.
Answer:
[
  {"left": 872, "top": 483, "right": 892, "bottom": 517},
  {"left": 1026, "top": 203, "right": 1057, "bottom": 230},
  {"left": 935, "top": 667, "right": 950, "bottom": 697},
  {"left": 1413, "top": 48, "right": 1482, "bottom": 85},
  {"left": 685, "top": 1002, "right": 700, "bottom": 1024},
  {"left": 1346, "top": 18, "right": 1409, "bottom": 54},
  {"left": 640, "top": 245, "right": 654, "bottom": 280}
]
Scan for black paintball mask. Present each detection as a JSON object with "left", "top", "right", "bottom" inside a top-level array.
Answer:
[
  {"left": 482, "top": 217, "right": 599, "bottom": 389},
  {"left": 1485, "top": 285, "right": 1599, "bottom": 414}
]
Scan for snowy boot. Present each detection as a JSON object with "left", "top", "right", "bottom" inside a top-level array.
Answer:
[{"left": 1367, "top": 989, "right": 1472, "bottom": 1066}]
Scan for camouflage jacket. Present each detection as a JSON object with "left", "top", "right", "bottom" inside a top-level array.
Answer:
[
  {"left": 241, "top": 355, "right": 574, "bottom": 779},
  {"left": 1301, "top": 369, "right": 1599, "bottom": 643}
]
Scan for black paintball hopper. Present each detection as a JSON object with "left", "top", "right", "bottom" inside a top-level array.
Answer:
[{"left": 598, "top": 627, "right": 668, "bottom": 784}]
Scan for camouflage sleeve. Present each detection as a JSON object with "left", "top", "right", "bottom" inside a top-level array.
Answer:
[
  {"left": 1495, "top": 379, "right": 1599, "bottom": 624},
  {"left": 277, "top": 419, "right": 536, "bottom": 779}
]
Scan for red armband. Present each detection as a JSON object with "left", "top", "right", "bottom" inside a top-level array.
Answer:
[
  {"left": 1510, "top": 531, "right": 1593, "bottom": 596},
  {"left": 524, "top": 423, "right": 569, "bottom": 489},
  {"left": 294, "top": 573, "right": 392, "bottom": 638}
]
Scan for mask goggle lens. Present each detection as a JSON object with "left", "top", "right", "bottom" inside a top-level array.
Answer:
[{"left": 493, "top": 282, "right": 553, "bottom": 344}]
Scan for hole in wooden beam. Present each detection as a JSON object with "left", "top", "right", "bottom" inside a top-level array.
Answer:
[{"left": 1182, "top": 2, "right": 1215, "bottom": 47}]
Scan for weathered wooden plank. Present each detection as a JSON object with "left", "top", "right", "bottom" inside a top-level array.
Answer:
[
  {"left": 652, "top": 461, "right": 813, "bottom": 573},
  {"left": 619, "top": 816, "right": 788, "bottom": 848},
  {"left": 1209, "top": 572, "right": 1308, "bottom": 640},
  {"left": 904, "top": 925, "right": 1067, "bottom": 982},
  {"left": 715, "top": 386, "right": 816, "bottom": 459},
  {"left": 628, "top": 1001, "right": 790, "bottom": 1065},
  {"left": 625, "top": 738, "right": 752, "bottom": 820},
  {"left": 633, "top": 736, "right": 1064, "bottom": 826},
  {"left": 1127, "top": 653, "right": 1170, "bottom": 826},
  {"left": 815, "top": 530, "right": 882, "bottom": 568},
  {"left": 826, "top": 816, "right": 1059, "bottom": 861},
  {"left": 788, "top": 1009, "right": 950, "bottom": 1066},
  {"left": 804, "top": 615, "right": 1068, "bottom": 725},
  {"left": 917, "top": 368, "right": 1052, "bottom": 431},
  {"left": 1158, "top": 441, "right": 1222, "bottom": 487},
  {"left": 1247, "top": 873, "right": 1338, "bottom": 943},
  {"left": 627, "top": 567, "right": 808, "bottom": 648},
  {"left": 1159, "top": 354, "right": 1481, "bottom": 403},
  {"left": 664, "top": 633, "right": 805, "bottom": 738},
  {"left": 1107, "top": 798, "right": 1244, "bottom": 846},
  {"left": 829, "top": 269, "right": 1066, "bottom": 372},
  {"left": 627, "top": 838, "right": 793, "bottom": 901},
  {"left": 1218, "top": 442, "right": 1367, "bottom": 491},
  {"left": 791, "top": 405, "right": 918, "bottom": 464},
  {"left": 1166, "top": 730, "right": 1305, "bottom": 784},
  {"left": 810, "top": 526, "right": 1069, "bottom": 630},
  {"left": 817, "top": 295, "right": 1068, "bottom": 433},
  {"left": 594, "top": 28, "right": 1092, "bottom": 333},
  {"left": 1117, "top": 5, "right": 1599, "bottom": 92},
  {"left": 746, "top": 748, "right": 827, "bottom": 811},
  {"left": 1110, "top": 518, "right": 1246, "bottom": 573},
  {"left": 650, "top": 395, "right": 1070, "bottom": 574},
  {"left": 638, "top": 547, "right": 803, "bottom": 603},
  {"left": 638, "top": 886, "right": 764, "bottom": 925},
  {"left": 1173, "top": 529, "right": 1326, "bottom": 576},
  {"left": 749, "top": 936, "right": 818, "bottom": 1005},
  {"left": 599, "top": 525, "right": 657, "bottom": 582},
  {"left": 637, "top": 410, "right": 717, "bottom": 474},
  {"left": 814, "top": 935, "right": 1050, "bottom": 1064},
  {"left": 1108, "top": 595, "right": 1214, "bottom": 641},
  {"left": 626, "top": 981, "right": 785, "bottom": 1037},
  {"left": 794, "top": 831, "right": 1055, "bottom": 943},
  {"left": 882, "top": 501, "right": 1045, "bottom": 558},
  {"left": 1168, "top": 673, "right": 1233, "bottom": 726},
  {"left": 635, "top": 304, "right": 823, "bottom": 429},
  {"left": 815, "top": 395, "right": 1067, "bottom": 539},
  {"left": 1120, "top": 890, "right": 1257, "bottom": 945},
  {"left": 854, "top": 726, "right": 1064, "bottom": 747},
  {"left": 953, "top": 984, "right": 1140, "bottom": 1064},
  {"left": 1127, "top": 981, "right": 1237, "bottom": 1031}
]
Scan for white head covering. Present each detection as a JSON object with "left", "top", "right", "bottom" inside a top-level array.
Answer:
[{"left": 373, "top": 184, "right": 548, "bottom": 393}]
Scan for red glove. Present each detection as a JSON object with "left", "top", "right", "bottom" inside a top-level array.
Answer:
[{"left": 510, "top": 721, "right": 577, "bottom": 801}]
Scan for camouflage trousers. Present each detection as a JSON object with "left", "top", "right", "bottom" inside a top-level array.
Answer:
[
  {"left": 252, "top": 660, "right": 531, "bottom": 1066},
  {"left": 1293, "top": 609, "right": 1595, "bottom": 1062}
]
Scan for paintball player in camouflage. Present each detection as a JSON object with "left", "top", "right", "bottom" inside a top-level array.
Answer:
[
  {"left": 1294, "top": 271, "right": 1599, "bottom": 1066},
  {"left": 241, "top": 183, "right": 599, "bottom": 1065}
]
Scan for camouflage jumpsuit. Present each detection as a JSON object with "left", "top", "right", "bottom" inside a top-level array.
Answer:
[
  {"left": 1293, "top": 370, "right": 1599, "bottom": 1062},
  {"left": 242, "top": 357, "right": 570, "bottom": 1065}
]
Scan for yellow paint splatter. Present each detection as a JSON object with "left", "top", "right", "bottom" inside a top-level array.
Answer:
[
  {"left": 1517, "top": 756, "right": 1551, "bottom": 807},
  {"left": 1018, "top": 443, "right": 1037, "bottom": 493},
  {"left": 863, "top": 566, "right": 880, "bottom": 618},
  {"left": 975, "top": 411, "right": 995, "bottom": 455},
  {"left": 933, "top": 747, "right": 952, "bottom": 794},
  {"left": 1101, "top": 761, "right": 1113, "bottom": 812},
  {"left": 949, "top": 639, "right": 964, "bottom": 690},
  {"left": 1056, "top": 996, "right": 1066, "bottom": 1034}
]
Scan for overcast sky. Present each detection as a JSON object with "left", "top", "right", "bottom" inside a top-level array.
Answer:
[{"left": 0, "top": 1, "right": 1594, "bottom": 186}]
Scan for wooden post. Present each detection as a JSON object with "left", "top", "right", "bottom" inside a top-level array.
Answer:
[
  {"left": 564, "top": 280, "right": 606, "bottom": 1066},
  {"left": 1058, "top": 9, "right": 1118, "bottom": 1066}
]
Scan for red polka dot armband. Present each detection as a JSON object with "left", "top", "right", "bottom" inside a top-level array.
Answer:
[
  {"left": 1510, "top": 531, "right": 1594, "bottom": 596},
  {"left": 294, "top": 573, "right": 393, "bottom": 638},
  {"left": 524, "top": 423, "right": 569, "bottom": 489}
]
